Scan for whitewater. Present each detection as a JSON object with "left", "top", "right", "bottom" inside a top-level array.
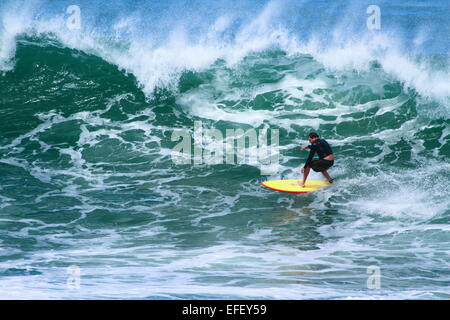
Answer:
[{"left": 0, "top": 0, "right": 449, "bottom": 299}]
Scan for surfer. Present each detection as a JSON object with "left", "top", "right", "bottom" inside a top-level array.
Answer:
[{"left": 299, "top": 132, "right": 334, "bottom": 187}]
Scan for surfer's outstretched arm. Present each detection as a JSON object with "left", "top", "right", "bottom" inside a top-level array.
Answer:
[
  {"left": 300, "top": 167, "right": 311, "bottom": 187},
  {"left": 298, "top": 145, "right": 315, "bottom": 187},
  {"left": 303, "top": 146, "right": 315, "bottom": 168}
]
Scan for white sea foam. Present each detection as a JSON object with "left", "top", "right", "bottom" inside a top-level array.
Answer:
[
  {"left": 1, "top": 0, "right": 449, "bottom": 300},
  {"left": 0, "top": 1, "right": 34, "bottom": 71},
  {"left": 0, "top": 0, "right": 447, "bottom": 106}
]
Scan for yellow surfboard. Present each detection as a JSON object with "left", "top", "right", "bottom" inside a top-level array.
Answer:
[{"left": 260, "top": 179, "right": 330, "bottom": 193}]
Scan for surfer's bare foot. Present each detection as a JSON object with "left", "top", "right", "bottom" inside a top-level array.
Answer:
[
  {"left": 328, "top": 178, "right": 334, "bottom": 184},
  {"left": 298, "top": 181, "right": 305, "bottom": 188}
]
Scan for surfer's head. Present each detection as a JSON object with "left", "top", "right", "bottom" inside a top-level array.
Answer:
[{"left": 308, "top": 132, "right": 319, "bottom": 143}]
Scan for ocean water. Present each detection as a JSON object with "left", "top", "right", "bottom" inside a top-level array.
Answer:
[{"left": 0, "top": 0, "right": 449, "bottom": 299}]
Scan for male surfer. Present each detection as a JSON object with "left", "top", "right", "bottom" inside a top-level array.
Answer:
[{"left": 299, "top": 132, "right": 334, "bottom": 187}]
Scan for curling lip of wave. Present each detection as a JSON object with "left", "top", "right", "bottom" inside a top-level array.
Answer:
[{"left": 0, "top": 0, "right": 448, "bottom": 107}]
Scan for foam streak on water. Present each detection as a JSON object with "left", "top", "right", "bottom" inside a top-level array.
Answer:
[{"left": 0, "top": 0, "right": 449, "bottom": 299}]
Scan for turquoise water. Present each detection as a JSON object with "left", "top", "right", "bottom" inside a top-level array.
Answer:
[{"left": 0, "top": 0, "right": 449, "bottom": 299}]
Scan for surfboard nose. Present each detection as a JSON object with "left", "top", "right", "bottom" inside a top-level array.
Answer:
[{"left": 261, "top": 179, "right": 330, "bottom": 193}]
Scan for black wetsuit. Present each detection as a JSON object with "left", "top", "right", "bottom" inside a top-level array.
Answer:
[{"left": 304, "top": 139, "right": 334, "bottom": 172}]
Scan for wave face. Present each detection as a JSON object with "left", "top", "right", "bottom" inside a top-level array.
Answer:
[{"left": 0, "top": 0, "right": 449, "bottom": 299}]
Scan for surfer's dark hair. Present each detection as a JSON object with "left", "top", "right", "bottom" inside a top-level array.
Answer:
[{"left": 308, "top": 132, "right": 319, "bottom": 139}]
